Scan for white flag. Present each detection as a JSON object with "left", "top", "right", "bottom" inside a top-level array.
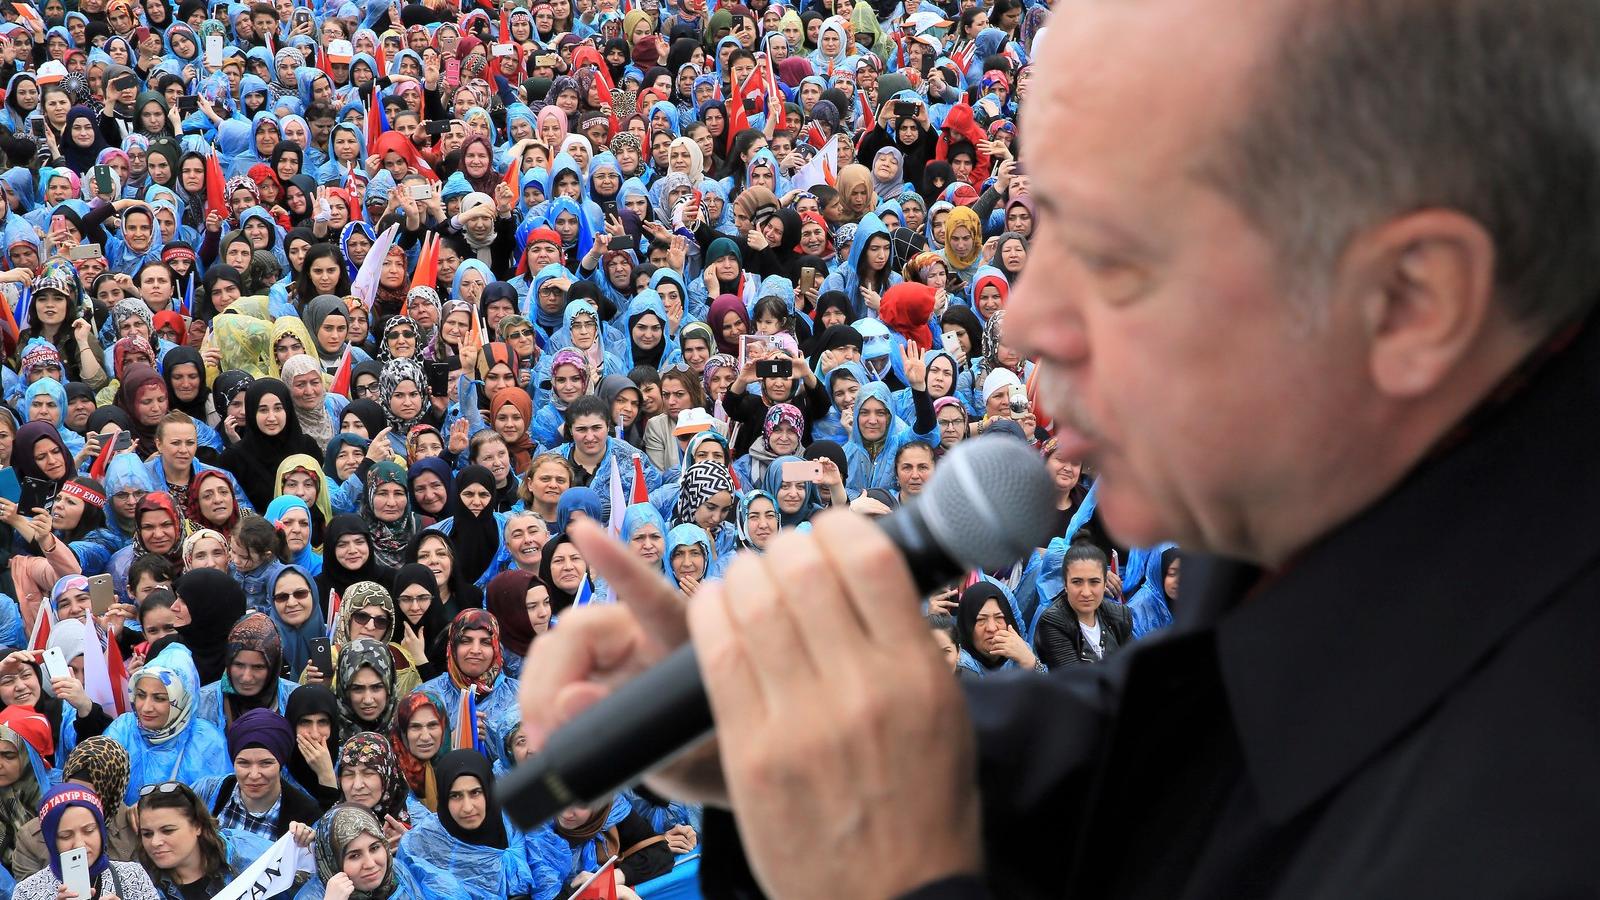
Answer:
[
  {"left": 211, "top": 832, "right": 314, "bottom": 900},
  {"left": 790, "top": 139, "right": 839, "bottom": 192}
]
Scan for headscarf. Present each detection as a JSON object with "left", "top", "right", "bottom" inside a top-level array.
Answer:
[
  {"left": 554, "top": 487, "right": 603, "bottom": 536},
  {"left": 162, "top": 346, "right": 211, "bottom": 419},
  {"left": 434, "top": 749, "right": 508, "bottom": 849},
  {"left": 444, "top": 608, "right": 503, "bottom": 697},
  {"left": 388, "top": 692, "right": 448, "bottom": 813},
  {"left": 377, "top": 358, "right": 430, "bottom": 433},
  {"left": 285, "top": 685, "right": 341, "bottom": 792},
  {"left": 335, "top": 735, "right": 409, "bottom": 825},
  {"left": 127, "top": 645, "right": 199, "bottom": 745},
  {"left": 265, "top": 564, "right": 325, "bottom": 676},
  {"left": 671, "top": 459, "right": 734, "bottom": 527},
  {"left": 231, "top": 377, "right": 320, "bottom": 509},
  {"left": 61, "top": 737, "right": 130, "bottom": 820},
  {"left": 39, "top": 785, "right": 110, "bottom": 882},
  {"left": 221, "top": 612, "right": 284, "bottom": 718},
  {"left": 537, "top": 533, "right": 586, "bottom": 615},
  {"left": 447, "top": 466, "right": 500, "bottom": 586},
  {"left": 226, "top": 708, "right": 293, "bottom": 768},
  {"left": 320, "top": 515, "right": 393, "bottom": 602},
  {"left": 281, "top": 353, "right": 335, "bottom": 447},
  {"left": 0, "top": 709, "right": 47, "bottom": 867},
  {"left": 361, "top": 461, "right": 416, "bottom": 569},
  {"left": 488, "top": 388, "right": 536, "bottom": 473},
  {"left": 335, "top": 637, "right": 398, "bottom": 733},
  {"left": 133, "top": 491, "right": 185, "bottom": 568},
  {"left": 175, "top": 567, "right": 248, "bottom": 685},
  {"left": 313, "top": 804, "right": 397, "bottom": 899},
  {"left": 942, "top": 205, "right": 984, "bottom": 271},
  {"left": 484, "top": 569, "right": 539, "bottom": 658},
  {"left": 956, "top": 580, "right": 1019, "bottom": 671}
]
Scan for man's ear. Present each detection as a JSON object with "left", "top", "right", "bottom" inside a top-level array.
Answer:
[{"left": 1339, "top": 209, "right": 1497, "bottom": 398}]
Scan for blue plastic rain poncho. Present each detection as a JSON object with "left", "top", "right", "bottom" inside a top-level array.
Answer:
[
  {"left": 621, "top": 503, "right": 668, "bottom": 576},
  {"left": 20, "top": 378, "right": 85, "bottom": 456},
  {"left": 820, "top": 212, "right": 902, "bottom": 319},
  {"left": 664, "top": 522, "right": 713, "bottom": 588},
  {"left": 398, "top": 750, "right": 536, "bottom": 900},
  {"left": 1126, "top": 544, "right": 1179, "bottom": 639},
  {"left": 842, "top": 381, "right": 940, "bottom": 492},
  {"left": 762, "top": 455, "right": 825, "bottom": 528},
  {"left": 103, "top": 642, "right": 231, "bottom": 805}
]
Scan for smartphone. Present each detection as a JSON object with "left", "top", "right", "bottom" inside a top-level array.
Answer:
[
  {"left": 743, "top": 94, "right": 761, "bottom": 114},
  {"left": 1007, "top": 383, "right": 1030, "bottom": 415},
  {"left": 535, "top": 54, "right": 558, "bottom": 68},
  {"left": 88, "top": 574, "right": 116, "bottom": 615},
  {"left": 941, "top": 330, "right": 960, "bottom": 354},
  {"left": 797, "top": 266, "right": 816, "bottom": 294},
  {"left": 91, "top": 164, "right": 114, "bottom": 196},
  {"left": 61, "top": 847, "right": 91, "bottom": 898},
  {"left": 781, "top": 460, "right": 823, "bottom": 483},
  {"left": 1109, "top": 549, "right": 1120, "bottom": 576},
  {"left": 178, "top": 95, "right": 200, "bottom": 115},
  {"left": 110, "top": 429, "right": 133, "bottom": 451},
  {"left": 41, "top": 646, "right": 69, "bottom": 683},
  {"left": 755, "top": 358, "right": 792, "bottom": 379},
  {"left": 205, "top": 33, "right": 224, "bottom": 68},
  {"left": 492, "top": 43, "right": 514, "bottom": 57},
  {"left": 68, "top": 243, "right": 102, "bottom": 261},
  {"left": 307, "top": 637, "right": 333, "bottom": 676},
  {"left": 408, "top": 182, "right": 432, "bottom": 200},
  {"left": 20, "top": 476, "right": 57, "bottom": 511},
  {"left": 445, "top": 58, "right": 460, "bottom": 85},
  {"left": 0, "top": 469, "right": 18, "bottom": 505},
  {"left": 423, "top": 119, "right": 451, "bottom": 136},
  {"left": 424, "top": 359, "right": 454, "bottom": 395},
  {"left": 894, "top": 100, "right": 918, "bottom": 119},
  {"left": 29, "top": 118, "right": 45, "bottom": 140},
  {"left": 293, "top": 7, "right": 311, "bottom": 24}
]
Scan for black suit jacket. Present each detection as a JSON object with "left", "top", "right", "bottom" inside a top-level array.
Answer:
[{"left": 703, "top": 311, "right": 1600, "bottom": 899}]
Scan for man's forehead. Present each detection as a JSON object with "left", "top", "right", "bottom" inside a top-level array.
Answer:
[{"left": 1023, "top": 0, "right": 1279, "bottom": 193}]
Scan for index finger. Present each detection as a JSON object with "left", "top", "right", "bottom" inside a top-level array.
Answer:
[
  {"left": 569, "top": 519, "right": 687, "bottom": 646},
  {"left": 810, "top": 509, "right": 925, "bottom": 646}
]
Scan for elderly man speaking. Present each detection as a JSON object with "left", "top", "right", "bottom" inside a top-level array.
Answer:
[{"left": 518, "top": 0, "right": 1600, "bottom": 897}]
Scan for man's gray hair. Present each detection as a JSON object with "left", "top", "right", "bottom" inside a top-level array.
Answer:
[{"left": 1200, "top": 0, "right": 1600, "bottom": 329}]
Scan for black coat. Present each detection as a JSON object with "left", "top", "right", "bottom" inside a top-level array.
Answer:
[
  {"left": 700, "top": 314, "right": 1600, "bottom": 898},
  {"left": 1032, "top": 598, "right": 1131, "bottom": 670}
]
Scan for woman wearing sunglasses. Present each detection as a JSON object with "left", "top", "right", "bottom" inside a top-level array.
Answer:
[{"left": 134, "top": 780, "right": 300, "bottom": 899}]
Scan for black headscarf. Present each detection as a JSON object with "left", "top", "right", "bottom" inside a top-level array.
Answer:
[
  {"left": 402, "top": 531, "right": 478, "bottom": 614},
  {"left": 433, "top": 749, "right": 507, "bottom": 849},
  {"left": 318, "top": 514, "right": 397, "bottom": 607},
  {"left": 956, "top": 581, "right": 1017, "bottom": 671},
  {"left": 211, "top": 370, "right": 254, "bottom": 423},
  {"left": 175, "top": 567, "right": 248, "bottom": 685},
  {"left": 284, "top": 684, "right": 341, "bottom": 794},
  {"left": 803, "top": 440, "right": 849, "bottom": 485},
  {"left": 391, "top": 563, "right": 451, "bottom": 680},
  {"left": 538, "top": 533, "right": 581, "bottom": 615},
  {"left": 221, "top": 377, "right": 322, "bottom": 509},
  {"left": 448, "top": 466, "right": 500, "bottom": 587},
  {"left": 340, "top": 398, "right": 387, "bottom": 437},
  {"left": 807, "top": 322, "right": 865, "bottom": 369},
  {"left": 161, "top": 346, "right": 211, "bottom": 419}
]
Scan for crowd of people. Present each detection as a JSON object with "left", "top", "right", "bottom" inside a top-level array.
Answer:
[{"left": 0, "top": 0, "right": 1188, "bottom": 894}]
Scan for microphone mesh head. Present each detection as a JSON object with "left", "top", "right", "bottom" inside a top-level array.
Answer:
[{"left": 920, "top": 435, "right": 1061, "bottom": 571}]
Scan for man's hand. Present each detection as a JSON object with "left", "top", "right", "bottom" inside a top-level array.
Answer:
[
  {"left": 519, "top": 519, "right": 727, "bottom": 804},
  {"left": 688, "top": 512, "right": 982, "bottom": 898}
]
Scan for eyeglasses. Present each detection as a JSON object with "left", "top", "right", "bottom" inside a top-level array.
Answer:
[
  {"left": 505, "top": 328, "right": 534, "bottom": 340},
  {"left": 140, "top": 781, "right": 182, "bottom": 798},
  {"left": 388, "top": 329, "right": 416, "bottom": 340},
  {"left": 273, "top": 588, "right": 312, "bottom": 604},
  {"left": 351, "top": 611, "right": 391, "bottom": 630},
  {"left": 354, "top": 383, "right": 379, "bottom": 397},
  {"left": 660, "top": 362, "right": 691, "bottom": 374}
]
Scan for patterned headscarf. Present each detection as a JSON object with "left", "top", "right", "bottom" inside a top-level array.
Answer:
[
  {"left": 222, "top": 612, "right": 284, "bottom": 713},
  {"left": 313, "top": 804, "right": 398, "bottom": 900},
  {"left": 763, "top": 402, "right": 805, "bottom": 440},
  {"left": 378, "top": 315, "right": 418, "bottom": 362},
  {"left": 180, "top": 528, "right": 226, "bottom": 570},
  {"left": 335, "top": 581, "right": 397, "bottom": 644},
  {"left": 377, "top": 358, "right": 430, "bottom": 432},
  {"left": 671, "top": 459, "right": 735, "bottom": 527},
  {"left": 388, "top": 692, "right": 449, "bottom": 812},
  {"left": 61, "top": 737, "right": 130, "bottom": 820},
  {"left": 127, "top": 653, "right": 196, "bottom": 745},
  {"left": 445, "top": 608, "right": 503, "bottom": 697},
  {"left": 335, "top": 637, "right": 398, "bottom": 733},
  {"left": 361, "top": 462, "right": 415, "bottom": 568}
]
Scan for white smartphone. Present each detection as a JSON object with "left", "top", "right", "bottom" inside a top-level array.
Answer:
[
  {"left": 61, "top": 846, "right": 90, "bottom": 898},
  {"left": 941, "top": 330, "right": 960, "bottom": 354},
  {"left": 40, "top": 646, "right": 69, "bottom": 683},
  {"left": 205, "top": 34, "right": 224, "bottom": 68}
]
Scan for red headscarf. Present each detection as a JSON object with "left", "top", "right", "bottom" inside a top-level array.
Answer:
[
  {"left": 879, "top": 282, "right": 936, "bottom": 351},
  {"left": 184, "top": 469, "right": 240, "bottom": 535},
  {"left": 490, "top": 387, "right": 536, "bottom": 474}
]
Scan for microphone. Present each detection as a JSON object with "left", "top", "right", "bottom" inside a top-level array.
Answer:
[{"left": 500, "top": 435, "right": 1061, "bottom": 828}]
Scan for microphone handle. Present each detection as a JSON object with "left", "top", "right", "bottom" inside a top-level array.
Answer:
[{"left": 502, "top": 508, "right": 964, "bottom": 829}]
